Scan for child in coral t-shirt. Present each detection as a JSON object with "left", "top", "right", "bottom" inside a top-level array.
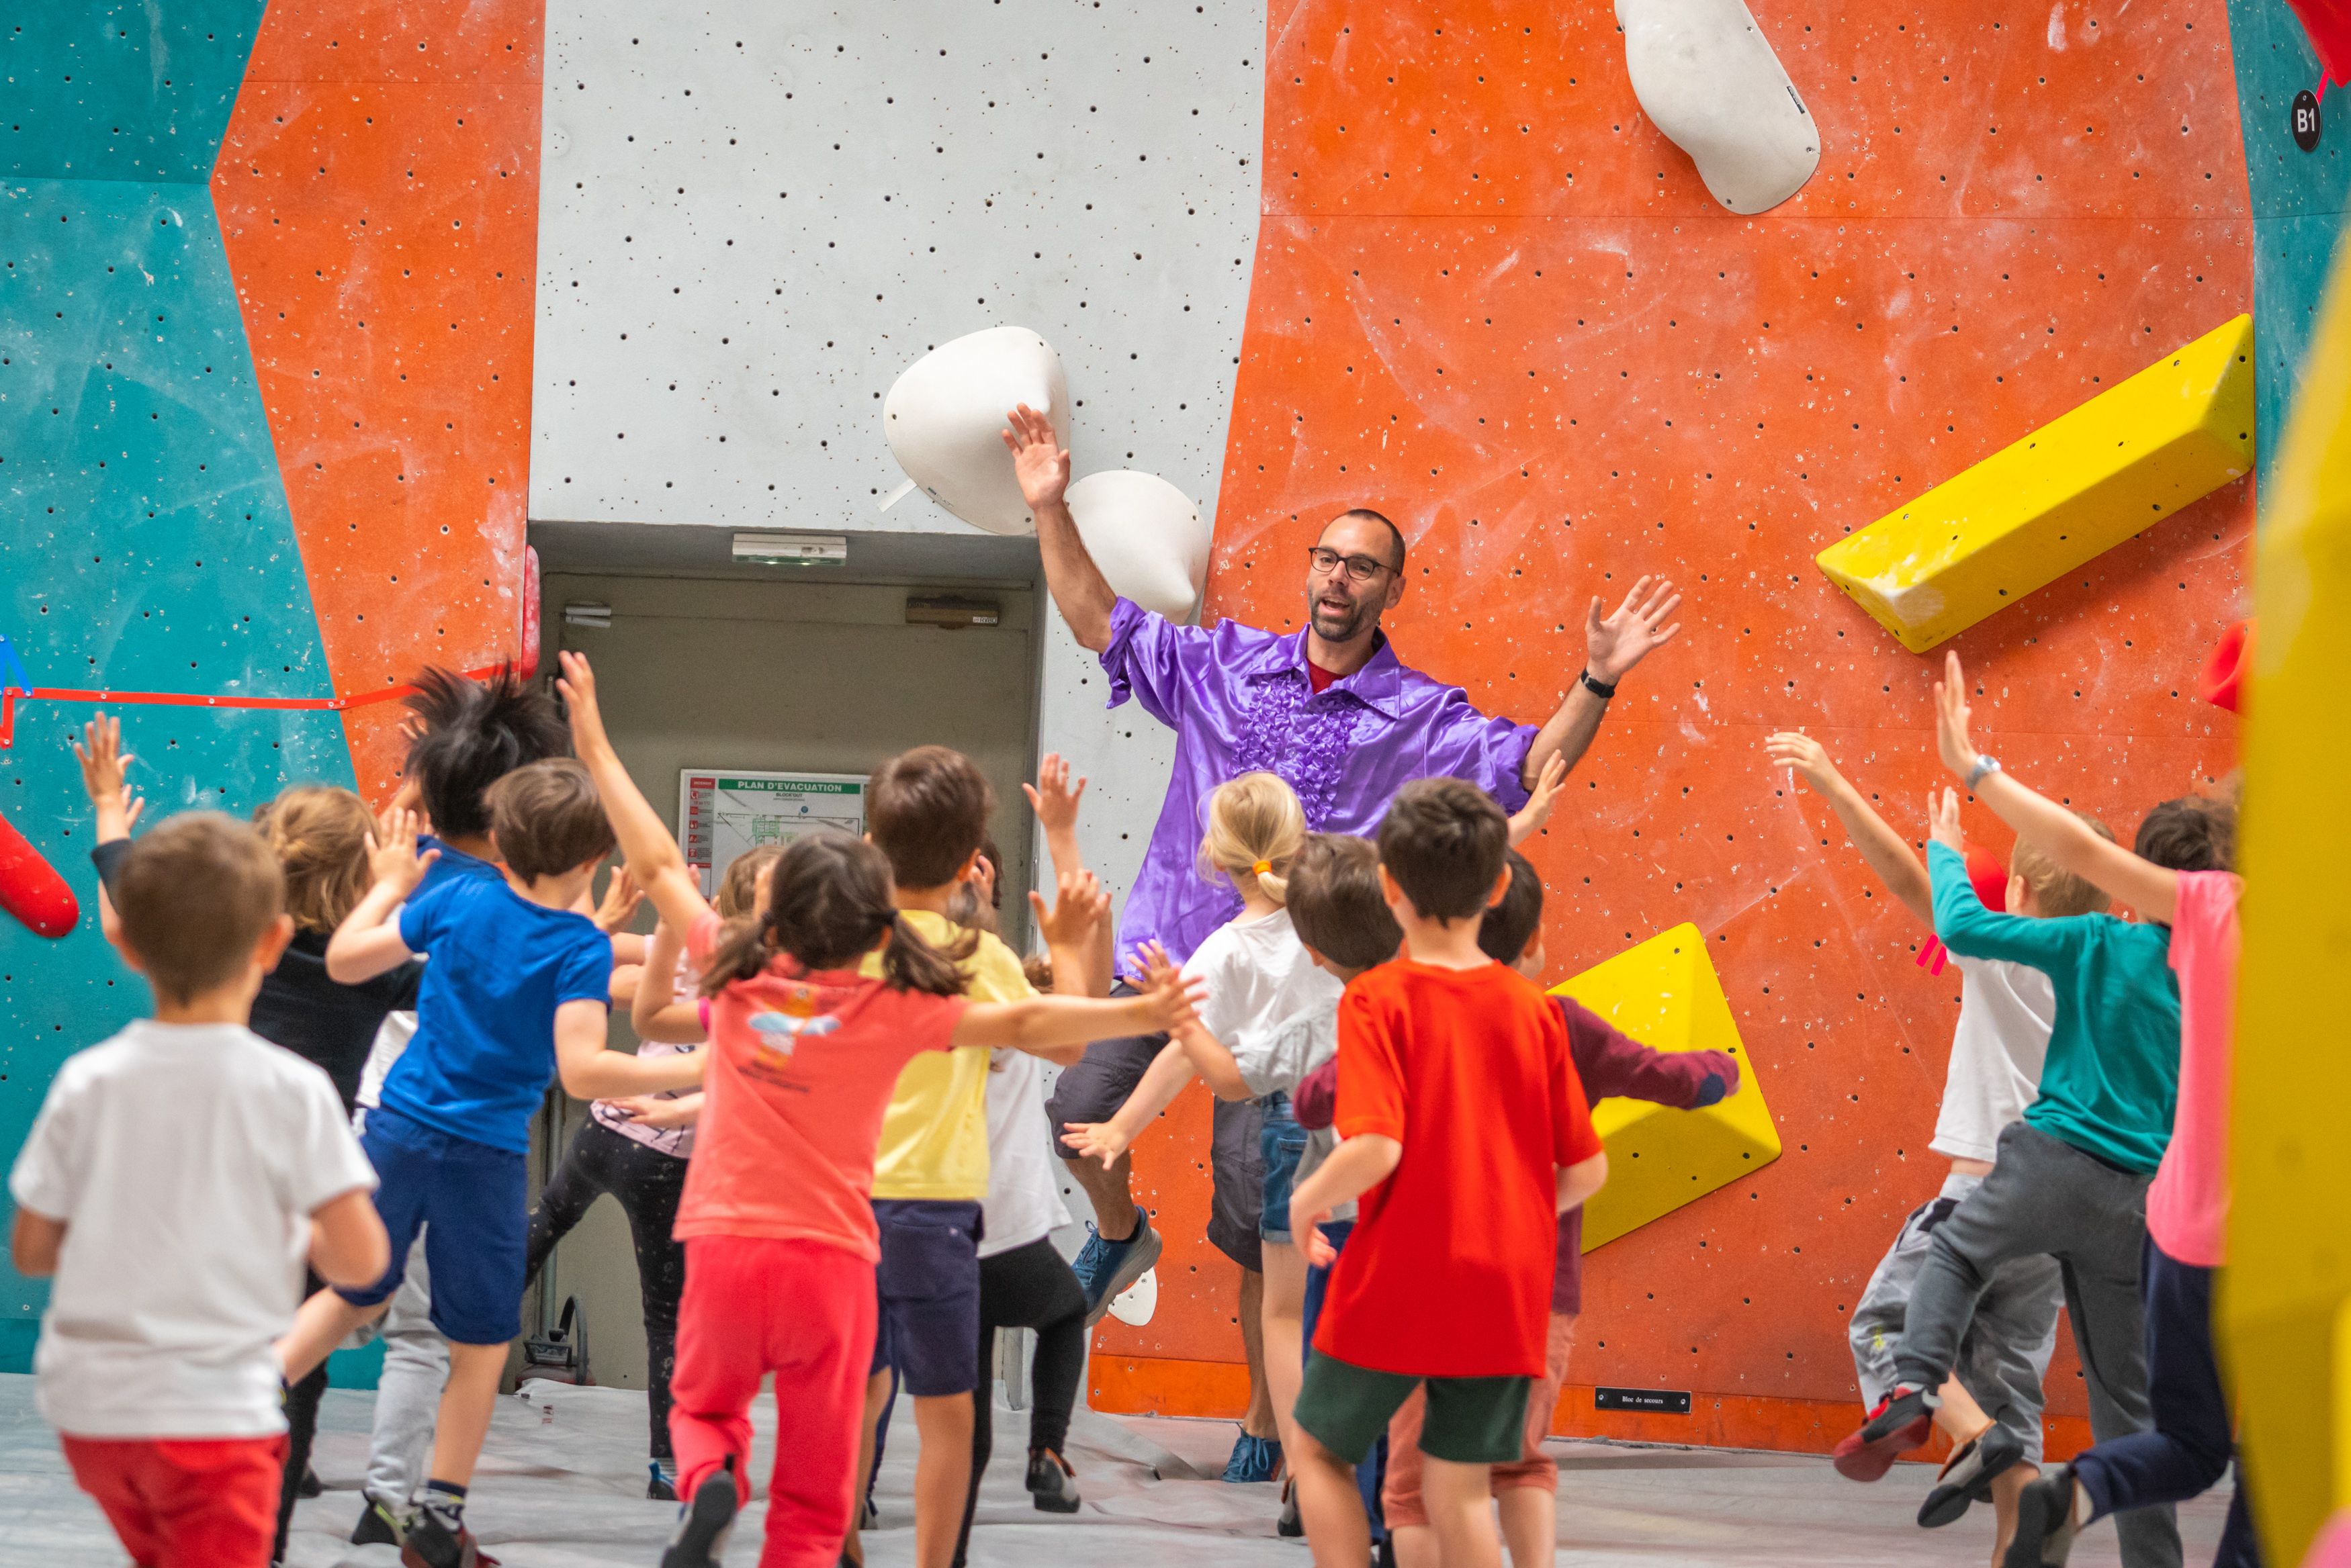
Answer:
[{"left": 1285, "top": 780, "right": 1607, "bottom": 1567}]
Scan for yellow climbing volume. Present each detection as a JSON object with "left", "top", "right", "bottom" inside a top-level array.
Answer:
[
  {"left": 1817, "top": 313, "right": 2255, "bottom": 653},
  {"left": 1552, "top": 923, "right": 1780, "bottom": 1251}
]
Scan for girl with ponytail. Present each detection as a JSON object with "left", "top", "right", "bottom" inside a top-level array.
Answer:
[
  {"left": 1063, "top": 769, "right": 1341, "bottom": 1493},
  {"left": 555, "top": 652, "right": 1198, "bottom": 1568}
]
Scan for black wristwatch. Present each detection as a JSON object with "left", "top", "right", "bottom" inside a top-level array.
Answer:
[{"left": 1579, "top": 669, "right": 1617, "bottom": 700}]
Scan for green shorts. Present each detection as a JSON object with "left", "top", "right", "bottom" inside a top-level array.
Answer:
[{"left": 1292, "top": 1349, "right": 1532, "bottom": 1466}]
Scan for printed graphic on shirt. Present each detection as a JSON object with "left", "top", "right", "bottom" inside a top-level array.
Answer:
[{"left": 743, "top": 988, "right": 842, "bottom": 1078}]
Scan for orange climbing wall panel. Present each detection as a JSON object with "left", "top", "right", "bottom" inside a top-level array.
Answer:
[
  {"left": 1090, "top": 1, "right": 2250, "bottom": 1453},
  {"left": 216, "top": 0, "right": 543, "bottom": 797}
]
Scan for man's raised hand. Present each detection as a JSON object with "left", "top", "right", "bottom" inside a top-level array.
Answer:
[
  {"left": 1585, "top": 575, "right": 1684, "bottom": 683},
  {"left": 1000, "top": 403, "right": 1071, "bottom": 513}
]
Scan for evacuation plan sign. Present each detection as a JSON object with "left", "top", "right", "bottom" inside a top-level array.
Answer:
[{"left": 678, "top": 770, "right": 867, "bottom": 896}]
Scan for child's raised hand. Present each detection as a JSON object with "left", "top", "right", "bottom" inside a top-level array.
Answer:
[
  {"left": 367, "top": 804, "right": 439, "bottom": 896},
  {"left": 1932, "top": 650, "right": 1982, "bottom": 780},
  {"left": 1022, "top": 751, "right": 1088, "bottom": 835},
  {"left": 1061, "top": 1119, "right": 1131, "bottom": 1168},
  {"left": 1507, "top": 751, "right": 1566, "bottom": 846},
  {"left": 592, "top": 866, "right": 646, "bottom": 933},
  {"left": 1927, "top": 787, "right": 1965, "bottom": 854},
  {"left": 1763, "top": 730, "right": 1840, "bottom": 794},
  {"left": 1030, "top": 868, "right": 1108, "bottom": 951},
  {"left": 555, "top": 651, "right": 611, "bottom": 752},
  {"left": 1133, "top": 941, "right": 1207, "bottom": 1035},
  {"left": 73, "top": 714, "right": 134, "bottom": 807}
]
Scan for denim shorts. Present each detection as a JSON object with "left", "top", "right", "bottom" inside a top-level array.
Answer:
[{"left": 1257, "top": 1093, "right": 1308, "bottom": 1245}]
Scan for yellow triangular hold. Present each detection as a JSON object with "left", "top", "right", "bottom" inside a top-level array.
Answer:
[
  {"left": 1817, "top": 313, "right": 2255, "bottom": 653},
  {"left": 1551, "top": 923, "right": 1781, "bottom": 1250}
]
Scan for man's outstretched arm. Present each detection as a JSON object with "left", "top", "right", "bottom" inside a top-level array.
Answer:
[
  {"left": 1005, "top": 403, "right": 1116, "bottom": 653},
  {"left": 1521, "top": 575, "right": 1683, "bottom": 788}
]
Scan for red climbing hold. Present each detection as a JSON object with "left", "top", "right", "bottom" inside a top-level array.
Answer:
[
  {"left": 2201, "top": 620, "right": 2250, "bottom": 714},
  {"left": 2287, "top": 0, "right": 2351, "bottom": 95},
  {"left": 0, "top": 803, "right": 79, "bottom": 938}
]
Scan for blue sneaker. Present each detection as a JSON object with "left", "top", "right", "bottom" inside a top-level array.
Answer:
[
  {"left": 1222, "top": 1431, "right": 1282, "bottom": 1483},
  {"left": 1071, "top": 1219, "right": 1162, "bottom": 1325}
]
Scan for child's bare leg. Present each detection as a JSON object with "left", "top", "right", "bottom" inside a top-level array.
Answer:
[
  {"left": 1933, "top": 1377, "right": 1995, "bottom": 1444},
  {"left": 1390, "top": 1524, "right": 1439, "bottom": 1568},
  {"left": 1988, "top": 1461, "right": 2039, "bottom": 1567},
  {"left": 277, "top": 1288, "right": 385, "bottom": 1384},
  {"left": 1261, "top": 1243, "right": 1308, "bottom": 1457},
  {"left": 1292, "top": 1432, "right": 1372, "bottom": 1567},
  {"left": 1497, "top": 1485, "right": 1555, "bottom": 1567},
  {"left": 844, "top": 1370, "right": 891, "bottom": 1567},
  {"left": 1239, "top": 1266, "right": 1278, "bottom": 1441},
  {"left": 910, "top": 1392, "right": 974, "bottom": 1568},
  {"left": 1421, "top": 1455, "right": 1503, "bottom": 1568},
  {"left": 423, "top": 1340, "right": 508, "bottom": 1489}
]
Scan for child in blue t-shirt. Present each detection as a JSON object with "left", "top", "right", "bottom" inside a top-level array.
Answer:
[{"left": 276, "top": 759, "right": 703, "bottom": 1568}]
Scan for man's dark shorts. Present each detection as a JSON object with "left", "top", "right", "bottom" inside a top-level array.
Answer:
[{"left": 1044, "top": 982, "right": 1266, "bottom": 1273}]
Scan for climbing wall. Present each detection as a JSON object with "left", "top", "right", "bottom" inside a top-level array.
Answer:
[
  {"left": 0, "top": 1, "right": 543, "bottom": 1369},
  {"left": 1094, "top": 0, "right": 2252, "bottom": 1454}
]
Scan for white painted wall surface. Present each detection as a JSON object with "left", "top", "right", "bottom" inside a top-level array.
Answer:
[{"left": 533, "top": 0, "right": 1266, "bottom": 918}]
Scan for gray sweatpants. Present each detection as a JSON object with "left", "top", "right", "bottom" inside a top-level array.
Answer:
[
  {"left": 1850, "top": 1170, "right": 2063, "bottom": 1465},
  {"left": 356, "top": 1234, "right": 446, "bottom": 1507},
  {"left": 1893, "top": 1121, "right": 2182, "bottom": 1568}
]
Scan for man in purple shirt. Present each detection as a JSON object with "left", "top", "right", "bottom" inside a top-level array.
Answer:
[{"left": 1002, "top": 404, "right": 1681, "bottom": 1472}]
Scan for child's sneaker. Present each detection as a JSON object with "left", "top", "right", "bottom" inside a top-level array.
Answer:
[
  {"left": 2002, "top": 1464, "right": 2085, "bottom": 1567},
  {"left": 351, "top": 1492, "right": 406, "bottom": 1547},
  {"left": 646, "top": 1459, "right": 679, "bottom": 1502},
  {"left": 1221, "top": 1431, "right": 1282, "bottom": 1483},
  {"left": 1277, "top": 1480, "right": 1304, "bottom": 1538},
  {"left": 1025, "top": 1448, "right": 1080, "bottom": 1514},
  {"left": 1918, "top": 1422, "right": 2024, "bottom": 1527},
  {"left": 1072, "top": 1220, "right": 1162, "bottom": 1325},
  {"left": 660, "top": 1463, "right": 739, "bottom": 1568},
  {"left": 400, "top": 1510, "right": 498, "bottom": 1568},
  {"left": 1830, "top": 1387, "right": 1935, "bottom": 1481}
]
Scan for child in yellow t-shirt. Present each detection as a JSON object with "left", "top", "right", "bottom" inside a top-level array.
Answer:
[{"left": 853, "top": 746, "right": 1104, "bottom": 1568}]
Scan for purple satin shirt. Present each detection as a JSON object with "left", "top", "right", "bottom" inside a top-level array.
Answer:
[{"left": 1101, "top": 596, "right": 1537, "bottom": 969}]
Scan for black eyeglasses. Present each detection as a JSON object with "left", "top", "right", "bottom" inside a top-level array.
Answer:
[{"left": 1306, "top": 546, "right": 1395, "bottom": 584}]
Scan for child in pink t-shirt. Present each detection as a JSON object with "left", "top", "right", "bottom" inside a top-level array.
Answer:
[
  {"left": 560, "top": 653, "right": 1196, "bottom": 1568},
  {"left": 1919, "top": 653, "right": 2248, "bottom": 1568}
]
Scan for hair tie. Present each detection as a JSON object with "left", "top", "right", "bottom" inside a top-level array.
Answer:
[{"left": 1252, "top": 860, "right": 1273, "bottom": 876}]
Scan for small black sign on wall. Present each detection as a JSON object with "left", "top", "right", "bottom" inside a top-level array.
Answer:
[
  {"left": 2294, "top": 89, "right": 2323, "bottom": 152},
  {"left": 1595, "top": 1386, "right": 1693, "bottom": 1414}
]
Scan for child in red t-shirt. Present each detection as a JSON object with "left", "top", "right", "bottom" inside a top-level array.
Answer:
[
  {"left": 1286, "top": 780, "right": 1608, "bottom": 1568},
  {"left": 560, "top": 654, "right": 1197, "bottom": 1568}
]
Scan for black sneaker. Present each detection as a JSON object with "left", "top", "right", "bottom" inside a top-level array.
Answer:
[
  {"left": 2003, "top": 1464, "right": 2084, "bottom": 1568},
  {"left": 351, "top": 1493, "right": 406, "bottom": 1547},
  {"left": 660, "top": 1464, "right": 740, "bottom": 1568},
  {"left": 1026, "top": 1448, "right": 1080, "bottom": 1514},
  {"left": 1278, "top": 1480, "right": 1304, "bottom": 1538},
  {"left": 400, "top": 1508, "right": 499, "bottom": 1568},
  {"left": 1919, "top": 1422, "right": 2025, "bottom": 1528},
  {"left": 646, "top": 1461, "right": 679, "bottom": 1502},
  {"left": 299, "top": 1463, "right": 324, "bottom": 1500}
]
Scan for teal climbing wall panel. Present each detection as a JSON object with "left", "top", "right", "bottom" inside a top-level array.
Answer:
[
  {"left": 0, "top": 5, "right": 355, "bottom": 1371},
  {"left": 2226, "top": 0, "right": 2351, "bottom": 506}
]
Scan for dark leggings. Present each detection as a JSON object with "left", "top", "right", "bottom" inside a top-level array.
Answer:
[
  {"left": 275, "top": 1275, "right": 328, "bottom": 1563},
  {"left": 524, "top": 1117, "right": 689, "bottom": 1461},
  {"left": 952, "top": 1237, "right": 1089, "bottom": 1567}
]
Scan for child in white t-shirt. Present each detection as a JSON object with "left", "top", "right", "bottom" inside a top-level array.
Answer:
[
  {"left": 1766, "top": 731, "right": 2113, "bottom": 1564},
  {"left": 9, "top": 811, "right": 386, "bottom": 1568},
  {"left": 1064, "top": 770, "right": 1335, "bottom": 1487}
]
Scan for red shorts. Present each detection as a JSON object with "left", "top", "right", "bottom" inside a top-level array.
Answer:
[{"left": 61, "top": 1432, "right": 288, "bottom": 1568}]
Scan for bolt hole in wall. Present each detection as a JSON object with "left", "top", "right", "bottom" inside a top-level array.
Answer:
[{"left": 522, "top": 553, "right": 1043, "bottom": 1385}]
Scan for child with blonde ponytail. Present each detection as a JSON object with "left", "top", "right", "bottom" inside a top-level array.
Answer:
[{"left": 1064, "top": 771, "right": 1341, "bottom": 1489}]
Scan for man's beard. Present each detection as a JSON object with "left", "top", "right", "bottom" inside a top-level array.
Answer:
[{"left": 1308, "top": 593, "right": 1374, "bottom": 643}]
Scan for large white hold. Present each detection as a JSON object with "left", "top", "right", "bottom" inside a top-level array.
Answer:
[
  {"left": 1065, "top": 470, "right": 1212, "bottom": 624},
  {"left": 882, "top": 326, "right": 1069, "bottom": 536},
  {"left": 1616, "top": 0, "right": 1820, "bottom": 216}
]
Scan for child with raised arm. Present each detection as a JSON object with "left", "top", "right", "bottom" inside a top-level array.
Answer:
[
  {"left": 1908, "top": 655, "right": 2250, "bottom": 1568},
  {"left": 555, "top": 652, "right": 1196, "bottom": 1568},
  {"left": 1061, "top": 770, "right": 1336, "bottom": 1484},
  {"left": 1366, "top": 847, "right": 1739, "bottom": 1568},
  {"left": 1843, "top": 651, "right": 2219, "bottom": 1568},
  {"left": 1286, "top": 780, "right": 1608, "bottom": 1568},
  {"left": 11, "top": 812, "right": 388, "bottom": 1568},
  {"left": 273, "top": 760, "right": 703, "bottom": 1568},
  {"left": 1765, "top": 730, "right": 2115, "bottom": 1560}
]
